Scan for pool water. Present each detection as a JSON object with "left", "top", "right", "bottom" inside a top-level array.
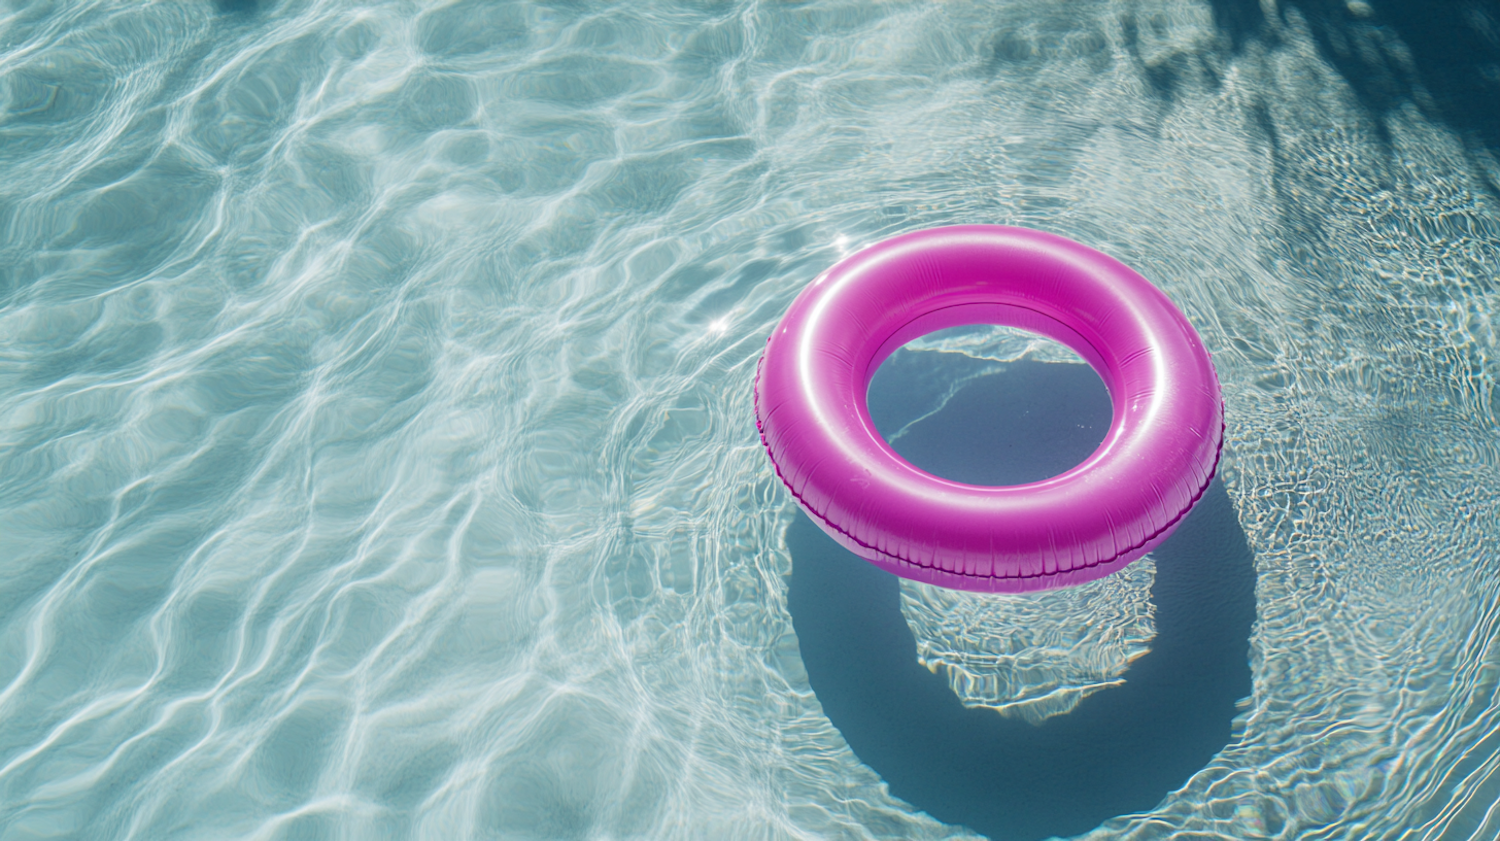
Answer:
[{"left": 2, "top": 1, "right": 1498, "bottom": 839}]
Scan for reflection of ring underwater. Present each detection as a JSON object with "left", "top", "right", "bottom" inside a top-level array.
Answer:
[{"left": 755, "top": 225, "right": 1224, "bottom": 592}]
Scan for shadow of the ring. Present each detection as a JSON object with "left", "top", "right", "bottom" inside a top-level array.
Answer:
[{"left": 786, "top": 356, "right": 1257, "bottom": 841}]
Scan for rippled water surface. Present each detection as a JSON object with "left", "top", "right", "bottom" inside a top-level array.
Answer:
[{"left": 3, "top": 1, "right": 1499, "bottom": 839}]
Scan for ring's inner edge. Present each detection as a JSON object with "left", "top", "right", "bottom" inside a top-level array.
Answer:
[
  {"left": 857, "top": 301, "right": 1120, "bottom": 490},
  {"left": 862, "top": 301, "right": 1115, "bottom": 398}
]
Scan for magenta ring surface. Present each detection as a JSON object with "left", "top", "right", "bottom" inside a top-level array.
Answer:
[{"left": 754, "top": 225, "right": 1224, "bottom": 592}]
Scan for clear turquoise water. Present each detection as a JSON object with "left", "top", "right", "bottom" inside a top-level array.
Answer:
[{"left": 2, "top": 1, "right": 1499, "bottom": 839}]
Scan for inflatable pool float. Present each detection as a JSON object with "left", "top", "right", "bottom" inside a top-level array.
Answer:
[{"left": 754, "top": 225, "right": 1223, "bottom": 592}]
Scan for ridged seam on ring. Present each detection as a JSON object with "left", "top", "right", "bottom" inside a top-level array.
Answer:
[{"left": 755, "top": 356, "right": 1223, "bottom": 581}]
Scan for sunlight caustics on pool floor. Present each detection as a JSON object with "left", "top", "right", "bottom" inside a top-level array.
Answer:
[{"left": 1, "top": 0, "right": 1499, "bottom": 839}]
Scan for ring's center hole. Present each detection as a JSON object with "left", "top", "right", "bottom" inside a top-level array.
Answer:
[{"left": 866, "top": 325, "right": 1112, "bottom": 486}]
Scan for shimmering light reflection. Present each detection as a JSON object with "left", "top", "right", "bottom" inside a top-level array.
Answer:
[{"left": 0, "top": 0, "right": 1497, "bottom": 839}]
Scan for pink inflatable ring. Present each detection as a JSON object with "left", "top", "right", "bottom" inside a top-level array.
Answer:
[{"left": 754, "top": 225, "right": 1223, "bottom": 592}]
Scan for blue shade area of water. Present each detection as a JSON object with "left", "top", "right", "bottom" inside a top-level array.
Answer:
[
  {"left": 2, "top": 1, "right": 1500, "bottom": 840},
  {"left": 797, "top": 350, "right": 1256, "bottom": 841}
]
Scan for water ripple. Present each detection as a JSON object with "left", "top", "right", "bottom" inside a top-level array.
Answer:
[{"left": 2, "top": 1, "right": 1499, "bottom": 839}]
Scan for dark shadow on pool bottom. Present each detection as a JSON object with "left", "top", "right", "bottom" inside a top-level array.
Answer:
[{"left": 786, "top": 357, "right": 1257, "bottom": 841}]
